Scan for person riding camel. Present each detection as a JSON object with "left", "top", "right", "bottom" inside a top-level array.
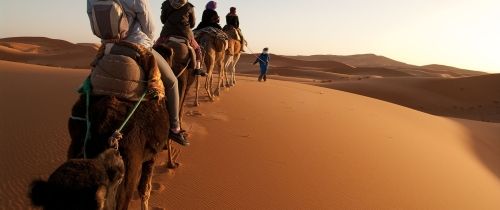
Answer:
[
  {"left": 87, "top": 0, "right": 190, "bottom": 146},
  {"left": 226, "top": 7, "right": 247, "bottom": 51},
  {"left": 195, "top": 1, "right": 222, "bottom": 30},
  {"left": 159, "top": 0, "right": 206, "bottom": 76}
]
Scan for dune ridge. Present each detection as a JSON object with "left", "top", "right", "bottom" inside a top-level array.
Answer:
[
  {"left": 320, "top": 74, "right": 500, "bottom": 122},
  {"left": 0, "top": 37, "right": 97, "bottom": 69}
]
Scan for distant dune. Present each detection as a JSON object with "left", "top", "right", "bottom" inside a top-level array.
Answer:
[
  {"left": 287, "top": 54, "right": 486, "bottom": 77},
  {"left": 290, "top": 53, "right": 413, "bottom": 68},
  {"left": 239, "top": 54, "right": 414, "bottom": 79},
  {"left": 0, "top": 37, "right": 97, "bottom": 69},
  {"left": 320, "top": 74, "right": 500, "bottom": 122}
]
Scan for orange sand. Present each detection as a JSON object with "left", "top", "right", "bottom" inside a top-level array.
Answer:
[{"left": 0, "top": 37, "right": 499, "bottom": 209}]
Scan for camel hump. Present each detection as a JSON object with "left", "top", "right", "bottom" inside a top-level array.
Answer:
[
  {"left": 222, "top": 25, "right": 240, "bottom": 41},
  {"left": 194, "top": 27, "right": 229, "bottom": 41}
]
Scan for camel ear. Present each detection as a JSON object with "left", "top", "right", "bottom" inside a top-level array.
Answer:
[
  {"left": 153, "top": 45, "right": 174, "bottom": 66},
  {"left": 29, "top": 179, "right": 51, "bottom": 207},
  {"left": 98, "top": 149, "right": 125, "bottom": 182}
]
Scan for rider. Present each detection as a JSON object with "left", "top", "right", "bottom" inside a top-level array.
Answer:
[
  {"left": 195, "top": 1, "right": 222, "bottom": 30},
  {"left": 87, "top": 0, "right": 189, "bottom": 146},
  {"left": 226, "top": 7, "right": 246, "bottom": 51},
  {"left": 159, "top": 0, "right": 206, "bottom": 76}
]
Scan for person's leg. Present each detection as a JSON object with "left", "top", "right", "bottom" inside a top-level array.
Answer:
[
  {"left": 263, "top": 66, "right": 268, "bottom": 81},
  {"left": 189, "top": 37, "right": 206, "bottom": 76},
  {"left": 236, "top": 28, "right": 246, "bottom": 51},
  {"left": 151, "top": 49, "right": 189, "bottom": 146},
  {"left": 258, "top": 66, "right": 265, "bottom": 82}
]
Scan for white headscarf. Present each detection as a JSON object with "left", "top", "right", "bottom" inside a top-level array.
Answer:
[{"left": 169, "top": 0, "right": 187, "bottom": 9}]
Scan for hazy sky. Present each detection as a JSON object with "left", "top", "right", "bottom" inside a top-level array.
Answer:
[{"left": 1, "top": 0, "right": 499, "bottom": 72}]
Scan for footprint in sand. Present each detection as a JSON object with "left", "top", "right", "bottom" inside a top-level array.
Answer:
[
  {"left": 151, "top": 182, "right": 166, "bottom": 195},
  {"left": 154, "top": 163, "right": 179, "bottom": 174},
  {"left": 186, "top": 110, "right": 204, "bottom": 117},
  {"left": 209, "top": 113, "right": 229, "bottom": 121},
  {"left": 151, "top": 207, "right": 166, "bottom": 210}
]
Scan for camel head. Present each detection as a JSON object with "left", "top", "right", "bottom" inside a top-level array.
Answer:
[
  {"left": 29, "top": 149, "right": 124, "bottom": 210},
  {"left": 153, "top": 44, "right": 175, "bottom": 67}
]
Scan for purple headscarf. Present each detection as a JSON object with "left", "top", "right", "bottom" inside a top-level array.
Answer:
[{"left": 206, "top": 1, "right": 217, "bottom": 10}]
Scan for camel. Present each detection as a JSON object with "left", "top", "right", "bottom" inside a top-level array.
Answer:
[
  {"left": 154, "top": 38, "right": 198, "bottom": 167},
  {"left": 223, "top": 26, "right": 243, "bottom": 87},
  {"left": 195, "top": 30, "right": 227, "bottom": 104},
  {"left": 67, "top": 45, "right": 171, "bottom": 210},
  {"left": 29, "top": 149, "right": 124, "bottom": 210}
]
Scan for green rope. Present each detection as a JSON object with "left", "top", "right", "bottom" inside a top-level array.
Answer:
[
  {"left": 117, "top": 92, "right": 147, "bottom": 133},
  {"left": 78, "top": 78, "right": 92, "bottom": 159}
]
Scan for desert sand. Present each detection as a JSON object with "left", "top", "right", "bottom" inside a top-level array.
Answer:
[{"left": 1, "top": 37, "right": 499, "bottom": 209}]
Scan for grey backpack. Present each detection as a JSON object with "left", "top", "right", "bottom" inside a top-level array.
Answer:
[{"left": 89, "top": 0, "right": 129, "bottom": 40}]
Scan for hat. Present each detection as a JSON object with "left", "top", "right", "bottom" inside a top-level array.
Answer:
[
  {"left": 169, "top": 0, "right": 187, "bottom": 9},
  {"left": 206, "top": 1, "right": 217, "bottom": 10}
]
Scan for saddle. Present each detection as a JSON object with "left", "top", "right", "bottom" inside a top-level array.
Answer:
[
  {"left": 194, "top": 27, "right": 229, "bottom": 52},
  {"left": 90, "top": 41, "right": 165, "bottom": 101},
  {"left": 222, "top": 25, "right": 240, "bottom": 41},
  {"left": 154, "top": 36, "right": 197, "bottom": 70},
  {"left": 194, "top": 27, "right": 229, "bottom": 41}
]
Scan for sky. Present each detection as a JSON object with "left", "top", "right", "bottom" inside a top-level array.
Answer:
[{"left": 1, "top": 0, "right": 499, "bottom": 73}]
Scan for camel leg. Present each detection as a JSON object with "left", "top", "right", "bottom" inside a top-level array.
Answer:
[
  {"left": 194, "top": 76, "right": 200, "bottom": 106},
  {"left": 166, "top": 139, "right": 178, "bottom": 169},
  {"left": 215, "top": 60, "right": 225, "bottom": 96},
  {"left": 224, "top": 55, "right": 234, "bottom": 87},
  {"left": 205, "top": 73, "right": 214, "bottom": 101},
  {"left": 177, "top": 74, "right": 188, "bottom": 129},
  {"left": 138, "top": 159, "right": 155, "bottom": 210},
  {"left": 214, "top": 66, "right": 221, "bottom": 96},
  {"left": 205, "top": 62, "right": 215, "bottom": 101},
  {"left": 231, "top": 54, "right": 241, "bottom": 86},
  {"left": 116, "top": 155, "right": 142, "bottom": 210}
]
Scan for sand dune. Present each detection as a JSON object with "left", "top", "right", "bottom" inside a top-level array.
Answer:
[
  {"left": 320, "top": 74, "right": 500, "bottom": 122},
  {"left": 0, "top": 37, "right": 97, "bottom": 69},
  {"left": 289, "top": 54, "right": 413, "bottom": 68},
  {"left": 239, "top": 54, "right": 414, "bottom": 79},
  {"left": 0, "top": 61, "right": 89, "bottom": 208},
  {"left": 1, "top": 59, "right": 499, "bottom": 209},
  {"left": 287, "top": 54, "right": 486, "bottom": 77}
]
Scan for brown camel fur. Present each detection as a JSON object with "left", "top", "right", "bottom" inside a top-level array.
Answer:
[
  {"left": 195, "top": 32, "right": 227, "bottom": 103},
  {"left": 30, "top": 149, "right": 125, "bottom": 210},
  {"left": 223, "top": 26, "right": 242, "bottom": 87},
  {"left": 154, "top": 40, "right": 197, "bottom": 167},
  {"left": 67, "top": 93, "right": 169, "bottom": 210}
]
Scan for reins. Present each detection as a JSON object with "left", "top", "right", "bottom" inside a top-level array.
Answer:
[{"left": 245, "top": 45, "right": 267, "bottom": 63}]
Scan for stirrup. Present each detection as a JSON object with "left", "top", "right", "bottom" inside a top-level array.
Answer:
[{"left": 193, "top": 68, "right": 207, "bottom": 77}]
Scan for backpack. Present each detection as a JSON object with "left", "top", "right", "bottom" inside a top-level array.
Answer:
[{"left": 89, "top": 0, "right": 129, "bottom": 40}]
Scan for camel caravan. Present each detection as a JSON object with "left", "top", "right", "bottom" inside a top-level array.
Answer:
[{"left": 28, "top": 0, "right": 246, "bottom": 209}]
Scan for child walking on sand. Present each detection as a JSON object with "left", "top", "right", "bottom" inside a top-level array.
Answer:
[{"left": 253, "top": 47, "right": 270, "bottom": 82}]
